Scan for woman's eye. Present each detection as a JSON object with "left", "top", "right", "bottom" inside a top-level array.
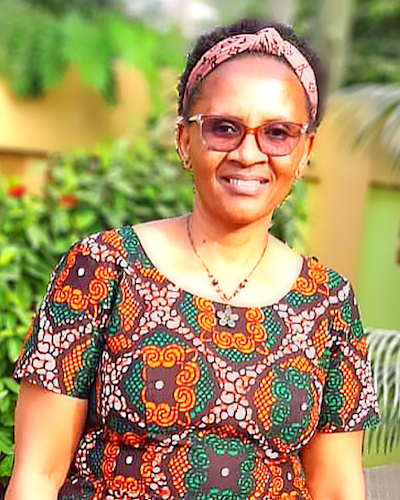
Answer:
[
  {"left": 263, "top": 125, "right": 290, "bottom": 141},
  {"left": 213, "top": 120, "right": 239, "bottom": 135}
]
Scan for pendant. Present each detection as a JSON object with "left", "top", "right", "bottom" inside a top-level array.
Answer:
[{"left": 217, "top": 304, "right": 239, "bottom": 329}]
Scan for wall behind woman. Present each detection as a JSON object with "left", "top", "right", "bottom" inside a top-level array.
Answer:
[
  {"left": 304, "top": 100, "right": 400, "bottom": 331},
  {"left": 0, "top": 62, "right": 150, "bottom": 193}
]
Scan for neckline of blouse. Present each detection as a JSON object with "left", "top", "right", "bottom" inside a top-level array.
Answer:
[{"left": 129, "top": 227, "right": 309, "bottom": 311}]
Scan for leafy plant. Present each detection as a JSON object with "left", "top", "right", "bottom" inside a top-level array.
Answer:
[
  {"left": 271, "top": 179, "right": 308, "bottom": 252},
  {"left": 331, "top": 85, "right": 400, "bottom": 170},
  {"left": 347, "top": 0, "right": 400, "bottom": 86},
  {"left": 24, "top": 0, "right": 122, "bottom": 17},
  {"left": 0, "top": 0, "right": 185, "bottom": 112},
  {"left": 364, "top": 328, "right": 400, "bottom": 454}
]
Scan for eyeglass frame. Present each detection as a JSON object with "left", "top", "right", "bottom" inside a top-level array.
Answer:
[{"left": 184, "top": 114, "right": 310, "bottom": 157}]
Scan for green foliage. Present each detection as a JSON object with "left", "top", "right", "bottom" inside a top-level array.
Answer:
[
  {"left": 0, "top": 0, "right": 185, "bottom": 111},
  {"left": 332, "top": 85, "right": 400, "bottom": 170},
  {"left": 0, "top": 125, "right": 192, "bottom": 487},
  {"left": 203, "top": 0, "right": 268, "bottom": 21},
  {"left": 296, "top": 0, "right": 400, "bottom": 86},
  {"left": 364, "top": 328, "right": 400, "bottom": 455},
  {"left": 23, "top": 0, "right": 121, "bottom": 17},
  {"left": 347, "top": 0, "right": 400, "bottom": 85},
  {"left": 272, "top": 179, "right": 308, "bottom": 251}
]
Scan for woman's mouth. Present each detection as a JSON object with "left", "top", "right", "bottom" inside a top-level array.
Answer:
[{"left": 221, "top": 177, "right": 270, "bottom": 195}]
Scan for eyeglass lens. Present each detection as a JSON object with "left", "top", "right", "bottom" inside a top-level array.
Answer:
[{"left": 200, "top": 116, "right": 305, "bottom": 156}]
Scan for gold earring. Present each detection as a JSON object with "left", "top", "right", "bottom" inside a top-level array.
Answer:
[{"left": 183, "top": 159, "right": 192, "bottom": 170}]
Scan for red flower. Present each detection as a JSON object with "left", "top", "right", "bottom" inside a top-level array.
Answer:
[
  {"left": 8, "top": 185, "right": 26, "bottom": 198},
  {"left": 59, "top": 194, "right": 78, "bottom": 208}
]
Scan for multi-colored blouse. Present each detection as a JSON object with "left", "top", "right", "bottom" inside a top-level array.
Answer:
[{"left": 15, "top": 226, "right": 379, "bottom": 500}]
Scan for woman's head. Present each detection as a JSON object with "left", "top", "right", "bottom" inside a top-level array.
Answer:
[
  {"left": 178, "top": 18, "right": 327, "bottom": 131},
  {"left": 176, "top": 19, "right": 326, "bottom": 227}
]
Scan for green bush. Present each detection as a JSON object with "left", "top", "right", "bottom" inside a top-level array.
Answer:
[
  {"left": 0, "top": 128, "right": 192, "bottom": 487},
  {"left": 0, "top": 124, "right": 306, "bottom": 488}
]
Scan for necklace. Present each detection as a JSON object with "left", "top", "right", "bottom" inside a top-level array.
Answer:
[{"left": 186, "top": 216, "right": 268, "bottom": 303}]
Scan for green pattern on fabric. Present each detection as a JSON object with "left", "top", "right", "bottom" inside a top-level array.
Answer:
[
  {"left": 185, "top": 433, "right": 257, "bottom": 500},
  {"left": 263, "top": 308, "right": 282, "bottom": 348},
  {"left": 213, "top": 345, "right": 258, "bottom": 364},
  {"left": 286, "top": 291, "right": 315, "bottom": 307},
  {"left": 178, "top": 294, "right": 202, "bottom": 334}
]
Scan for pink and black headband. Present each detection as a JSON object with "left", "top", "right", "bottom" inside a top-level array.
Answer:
[{"left": 183, "top": 27, "right": 318, "bottom": 120}]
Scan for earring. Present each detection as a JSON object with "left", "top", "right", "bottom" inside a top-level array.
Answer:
[{"left": 294, "top": 168, "right": 302, "bottom": 180}]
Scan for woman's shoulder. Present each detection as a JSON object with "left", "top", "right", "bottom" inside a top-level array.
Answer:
[
  {"left": 56, "top": 219, "right": 182, "bottom": 279},
  {"left": 303, "top": 255, "right": 349, "bottom": 286},
  {"left": 61, "top": 225, "right": 145, "bottom": 265},
  {"left": 295, "top": 255, "right": 359, "bottom": 314},
  {"left": 133, "top": 217, "right": 185, "bottom": 241}
]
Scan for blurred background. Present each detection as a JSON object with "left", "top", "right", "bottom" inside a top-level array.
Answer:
[{"left": 0, "top": 0, "right": 399, "bottom": 494}]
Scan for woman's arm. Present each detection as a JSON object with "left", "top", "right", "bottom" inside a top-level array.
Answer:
[
  {"left": 5, "top": 381, "right": 88, "bottom": 500},
  {"left": 300, "top": 430, "right": 366, "bottom": 500}
]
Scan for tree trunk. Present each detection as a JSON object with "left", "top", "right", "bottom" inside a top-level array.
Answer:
[{"left": 313, "top": 0, "right": 356, "bottom": 92}]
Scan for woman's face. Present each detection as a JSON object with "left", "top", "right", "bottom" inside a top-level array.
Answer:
[{"left": 177, "top": 54, "right": 315, "bottom": 228}]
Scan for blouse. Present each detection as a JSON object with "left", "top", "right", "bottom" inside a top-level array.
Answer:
[{"left": 15, "top": 226, "right": 380, "bottom": 500}]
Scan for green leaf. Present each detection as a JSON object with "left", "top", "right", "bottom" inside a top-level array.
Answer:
[
  {"left": 364, "top": 328, "right": 400, "bottom": 453},
  {"left": 0, "top": 454, "right": 14, "bottom": 477},
  {"left": 3, "top": 379, "right": 20, "bottom": 395},
  {"left": 0, "top": 432, "right": 13, "bottom": 455},
  {"left": 0, "top": 247, "right": 17, "bottom": 268},
  {"left": 61, "top": 12, "right": 116, "bottom": 104},
  {"left": 6, "top": 338, "right": 23, "bottom": 363}
]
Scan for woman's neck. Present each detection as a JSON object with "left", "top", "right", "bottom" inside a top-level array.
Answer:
[{"left": 189, "top": 207, "right": 272, "bottom": 270}]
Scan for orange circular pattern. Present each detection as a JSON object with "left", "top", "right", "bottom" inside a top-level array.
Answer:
[{"left": 141, "top": 344, "right": 201, "bottom": 428}]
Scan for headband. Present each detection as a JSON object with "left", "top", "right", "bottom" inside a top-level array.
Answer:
[{"left": 184, "top": 27, "right": 318, "bottom": 120}]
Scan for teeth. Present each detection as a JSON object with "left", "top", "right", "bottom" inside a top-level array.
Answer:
[{"left": 228, "top": 179, "right": 263, "bottom": 187}]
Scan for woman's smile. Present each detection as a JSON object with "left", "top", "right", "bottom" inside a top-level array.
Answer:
[{"left": 220, "top": 174, "right": 270, "bottom": 196}]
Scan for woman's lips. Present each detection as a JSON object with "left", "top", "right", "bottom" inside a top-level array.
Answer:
[{"left": 221, "top": 176, "right": 270, "bottom": 195}]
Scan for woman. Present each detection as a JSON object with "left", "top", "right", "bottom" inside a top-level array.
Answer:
[{"left": 7, "top": 18, "right": 379, "bottom": 500}]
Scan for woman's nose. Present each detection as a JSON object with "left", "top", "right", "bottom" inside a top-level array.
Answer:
[{"left": 228, "top": 130, "right": 267, "bottom": 165}]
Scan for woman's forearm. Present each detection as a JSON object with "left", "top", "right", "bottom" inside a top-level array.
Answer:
[{"left": 5, "top": 471, "right": 59, "bottom": 500}]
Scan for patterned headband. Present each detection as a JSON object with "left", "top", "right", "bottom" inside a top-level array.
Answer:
[{"left": 184, "top": 27, "right": 318, "bottom": 120}]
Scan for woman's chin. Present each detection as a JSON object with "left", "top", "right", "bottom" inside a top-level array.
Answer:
[{"left": 207, "top": 202, "right": 274, "bottom": 228}]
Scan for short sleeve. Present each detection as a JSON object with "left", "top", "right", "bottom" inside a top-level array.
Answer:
[
  {"left": 14, "top": 237, "right": 119, "bottom": 398},
  {"left": 317, "top": 280, "right": 380, "bottom": 432}
]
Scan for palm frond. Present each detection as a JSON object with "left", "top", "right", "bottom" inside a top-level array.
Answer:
[
  {"left": 331, "top": 84, "right": 400, "bottom": 170},
  {"left": 365, "top": 328, "right": 400, "bottom": 453}
]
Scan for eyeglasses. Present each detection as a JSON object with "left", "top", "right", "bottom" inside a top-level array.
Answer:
[{"left": 186, "top": 114, "right": 309, "bottom": 156}]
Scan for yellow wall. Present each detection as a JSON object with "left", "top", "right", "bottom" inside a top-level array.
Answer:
[
  {"left": 0, "top": 62, "right": 150, "bottom": 191},
  {"left": 0, "top": 62, "right": 149, "bottom": 153},
  {"left": 305, "top": 98, "right": 400, "bottom": 287},
  {"left": 304, "top": 111, "right": 371, "bottom": 284},
  {"left": 0, "top": 152, "right": 47, "bottom": 194}
]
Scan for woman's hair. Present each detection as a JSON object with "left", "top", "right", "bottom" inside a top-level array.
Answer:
[{"left": 178, "top": 18, "right": 328, "bottom": 130}]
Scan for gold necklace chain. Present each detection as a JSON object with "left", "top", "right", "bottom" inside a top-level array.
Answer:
[{"left": 186, "top": 216, "right": 268, "bottom": 303}]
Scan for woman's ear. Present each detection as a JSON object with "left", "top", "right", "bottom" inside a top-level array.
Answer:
[
  {"left": 296, "top": 134, "right": 315, "bottom": 179},
  {"left": 176, "top": 120, "right": 192, "bottom": 170}
]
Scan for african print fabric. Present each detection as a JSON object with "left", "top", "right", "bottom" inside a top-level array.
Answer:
[{"left": 15, "top": 226, "right": 379, "bottom": 500}]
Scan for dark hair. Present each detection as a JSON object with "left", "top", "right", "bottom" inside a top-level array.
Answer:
[{"left": 178, "top": 18, "right": 327, "bottom": 130}]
